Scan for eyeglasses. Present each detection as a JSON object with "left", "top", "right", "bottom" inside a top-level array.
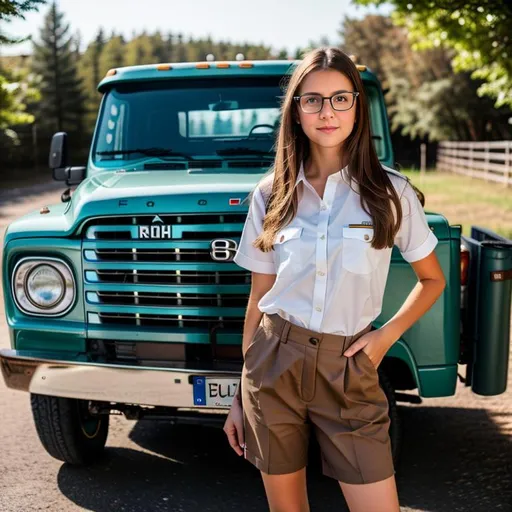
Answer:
[{"left": 293, "top": 92, "right": 359, "bottom": 114}]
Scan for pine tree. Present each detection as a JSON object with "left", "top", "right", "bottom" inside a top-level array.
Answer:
[{"left": 31, "top": 1, "right": 86, "bottom": 136}]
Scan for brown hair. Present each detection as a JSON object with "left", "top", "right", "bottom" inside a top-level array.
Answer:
[{"left": 253, "top": 46, "right": 404, "bottom": 252}]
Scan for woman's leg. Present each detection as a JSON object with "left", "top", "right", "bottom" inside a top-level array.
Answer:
[
  {"left": 339, "top": 475, "right": 400, "bottom": 512},
  {"left": 261, "top": 467, "right": 310, "bottom": 512}
]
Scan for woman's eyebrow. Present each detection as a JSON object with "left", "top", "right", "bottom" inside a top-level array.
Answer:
[{"left": 301, "top": 89, "right": 354, "bottom": 95}]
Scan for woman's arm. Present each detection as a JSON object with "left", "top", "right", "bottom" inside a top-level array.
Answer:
[
  {"left": 234, "top": 271, "right": 277, "bottom": 402},
  {"left": 379, "top": 250, "right": 446, "bottom": 343},
  {"left": 224, "top": 271, "right": 276, "bottom": 456},
  {"left": 343, "top": 250, "right": 446, "bottom": 360}
]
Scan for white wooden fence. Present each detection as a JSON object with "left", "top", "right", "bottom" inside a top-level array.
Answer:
[{"left": 437, "top": 141, "right": 512, "bottom": 186}]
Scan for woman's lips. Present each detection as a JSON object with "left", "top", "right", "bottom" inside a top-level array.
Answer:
[{"left": 317, "top": 127, "right": 338, "bottom": 134}]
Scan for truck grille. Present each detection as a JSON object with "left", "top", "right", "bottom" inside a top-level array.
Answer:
[{"left": 82, "top": 214, "right": 252, "bottom": 334}]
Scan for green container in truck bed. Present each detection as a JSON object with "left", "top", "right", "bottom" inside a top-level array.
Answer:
[{"left": 1, "top": 58, "right": 511, "bottom": 466}]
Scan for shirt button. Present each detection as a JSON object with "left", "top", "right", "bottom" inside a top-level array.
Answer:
[
  {"left": 317, "top": 271, "right": 325, "bottom": 276},
  {"left": 320, "top": 234, "right": 326, "bottom": 240},
  {"left": 321, "top": 204, "right": 327, "bottom": 211},
  {"left": 315, "top": 306, "right": 322, "bottom": 312},
  {"left": 364, "top": 234, "right": 370, "bottom": 241}
]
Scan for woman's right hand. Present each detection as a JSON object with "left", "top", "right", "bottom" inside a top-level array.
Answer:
[{"left": 223, "top": 393, "right": 245, "bottom": 456}]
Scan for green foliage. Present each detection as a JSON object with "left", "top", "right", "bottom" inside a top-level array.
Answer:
[
  {"left": 0, "top": 0, "right": 46, "bottom": 44},
  {"left": 353, "top": 0, "right": 512, "bottom": 108},
  {"left": 31, "top": 2, "right": 86, "bottom": 134},
  {"left": 0, "top": 68, "right": 39, "bottom": 144},
  {"left": 341, "top": 14, "right": 511, "bottom": 141}
]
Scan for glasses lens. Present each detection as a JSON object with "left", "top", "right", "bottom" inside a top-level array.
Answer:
[
  {"left": 332, "top": 93, "right": 354, "bottom": 111},
  {"left": 300, "top": 94, "right": 322, "bottom": 113}
]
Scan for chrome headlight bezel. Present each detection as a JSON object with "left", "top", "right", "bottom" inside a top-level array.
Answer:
[{"left": 12, "top": 257, "right": 76, "bottom": 316}]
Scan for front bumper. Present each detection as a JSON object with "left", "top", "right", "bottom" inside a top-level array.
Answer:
[{"left": 0, "top": 349, "right": 241, "bottom": 408}]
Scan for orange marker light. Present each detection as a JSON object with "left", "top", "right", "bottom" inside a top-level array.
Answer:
[
  {"left": 196, "top": 63, "right": 210, "bottom": 69},
  {"left": 105, "top": 69, "right": 117, "bottom": 77},
  {"left": 156, "top": 64, "right": 172, "bottom": 71},
  {"left": 238, "top": 62, "right": 253, "bottom": 68},
  {"left": 216, "top": 62, "right": 230, "bottom": 68}
]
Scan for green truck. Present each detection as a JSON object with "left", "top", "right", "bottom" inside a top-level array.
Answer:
[{"left": 1, "top": 59, "right": 511, "bottom": 466}]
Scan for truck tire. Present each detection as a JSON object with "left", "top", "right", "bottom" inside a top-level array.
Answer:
[
  {"left": 30, "top": 394, "right": 109, "bottom": 465},
  {"left": 378, "top": 369, "right": 402, "bottom": 467}
]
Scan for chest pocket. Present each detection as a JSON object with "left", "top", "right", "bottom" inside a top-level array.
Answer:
[
  {"left": 273, "top": 226, "right": 303, "bottom": 272},
  {"left": 342, "top": 227, "right": 382, "bottom": 275}
]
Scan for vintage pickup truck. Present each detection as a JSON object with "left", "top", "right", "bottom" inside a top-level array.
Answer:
[{"left": 1, "top": 58, "right": 511, "bottom": 465}]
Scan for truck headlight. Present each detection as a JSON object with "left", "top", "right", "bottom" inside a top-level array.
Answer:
[{"left": 13, "top": 258, "right": 76, "bottom": 316}]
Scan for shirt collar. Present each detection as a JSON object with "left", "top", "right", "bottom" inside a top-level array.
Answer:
[{"left": 295, "top": 160, "right": 351, "bottom": 187}]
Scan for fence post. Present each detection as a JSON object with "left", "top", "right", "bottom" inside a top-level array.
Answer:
[
  {"left": 420, "top": 142, "right": 426, "bottom": 184},
  {"left": 32, "top": 123, "right": 39, "bottom": 174},
  {"left": 484, "top": 142, "right": 490, "bottom": 182},
  {"left": 506, "top": 142, "right": 511, "bottom": 187}
]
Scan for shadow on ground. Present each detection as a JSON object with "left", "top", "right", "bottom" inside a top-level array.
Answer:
[{"left": 55, "top": 405, "right": 512, "bottom": 511}]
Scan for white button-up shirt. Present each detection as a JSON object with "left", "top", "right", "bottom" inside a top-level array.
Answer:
[{"left": 233, "top": 162, "right": 438, "bottom": 336}]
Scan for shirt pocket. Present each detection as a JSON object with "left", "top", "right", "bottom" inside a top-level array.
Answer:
[
  {"left": 341, "top": 227, "right": 382, "bottom": 275},
  {"left": 273, "top": 225, "right": 304, "bottom": 272}
]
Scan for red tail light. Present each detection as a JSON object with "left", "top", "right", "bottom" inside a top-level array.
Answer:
[{"left": 461, "top": 246, "right": 470, "bottom": 285}]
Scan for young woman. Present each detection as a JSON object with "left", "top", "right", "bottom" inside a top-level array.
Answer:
[{"left": 223, "top": 47, "right": 446, "bottom": 512}]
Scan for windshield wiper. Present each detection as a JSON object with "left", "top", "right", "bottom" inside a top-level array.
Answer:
[
  {"left": 216, "top": 148, "right": 275, "bottom": 157},
  {"left": 95, "top": 147, "right": 190, "bottom": 158}
]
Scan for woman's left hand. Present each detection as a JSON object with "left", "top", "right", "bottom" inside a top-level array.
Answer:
[{"left": 342, "top": 328, "right": 395, "bottom": 369}]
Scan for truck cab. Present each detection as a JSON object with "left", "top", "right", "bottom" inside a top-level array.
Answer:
[{"left": 1, "top": 59, "right": 511, "bottom": 466}]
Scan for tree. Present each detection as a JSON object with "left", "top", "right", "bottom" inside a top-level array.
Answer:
[
  {"left": 78, "top": 28, "right": 106, "bottom": 133},
  {"left": 341, "top": 14, "right": 512, "bottom": 141},
  {"left": 0, "top": 0, "right": 46, "bottom": 45},
  {"left": 31, "top": 2, "right": 86, "bottom": 136},
  {"left": 353, "top": 0, "right": 512, "bottom": 108},
  {"left": 0, "top": 67, "right": 39, "bottom": 144}
]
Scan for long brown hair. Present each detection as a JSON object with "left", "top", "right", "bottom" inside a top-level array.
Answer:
[{"left": 253, "top": 46, "right": 403, "bottom": 252}]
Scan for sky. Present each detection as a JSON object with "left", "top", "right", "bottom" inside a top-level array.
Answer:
[{"left": 1, "top": 0, "right": 392, "bottom": 57}]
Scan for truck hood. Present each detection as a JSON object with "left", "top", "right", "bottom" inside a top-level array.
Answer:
[
  {"left": 4, "top": 168, "right": 452, "bottom": 242},
  {"left": 4, "top": 169, "right": 266, "bottom": 242}
]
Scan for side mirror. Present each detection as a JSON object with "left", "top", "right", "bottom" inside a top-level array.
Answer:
[
  {"left": 50, "top": 131, "right": 86, "bottom": 186},
  {"left": 49, "top": 132, "right": 68, "bottom": 169},
  {"left": 53, "top": 166, "right": 86, "bottom": 185}
]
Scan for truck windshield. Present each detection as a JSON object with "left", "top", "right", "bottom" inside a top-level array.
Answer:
[
  {"left": 93, "top": 77, "right": 283, "bottom": 163},
  {"left": 92, "top": 76, "right": 388, "bottom": 165}
]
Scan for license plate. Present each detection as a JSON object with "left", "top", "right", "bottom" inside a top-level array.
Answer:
[{"left": 193, "top": 376, "right": 240, "bottom": 407}]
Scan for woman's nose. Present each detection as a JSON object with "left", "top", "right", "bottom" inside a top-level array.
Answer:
[{"left": 319, "top": 98, "right": 335, "bottom": 118}]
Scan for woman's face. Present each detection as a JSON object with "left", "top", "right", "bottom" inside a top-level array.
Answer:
[{"left": 295, "top": 69, "right": 357, "bottom": 150}]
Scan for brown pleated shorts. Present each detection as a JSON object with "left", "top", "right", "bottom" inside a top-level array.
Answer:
[{"left": 241, "top": 312, "right": 395, "bottom": 485}]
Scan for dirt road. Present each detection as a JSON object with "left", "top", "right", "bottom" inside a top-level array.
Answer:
[{"left": 0, "top": 183, "right": 510, "bottom": 511}]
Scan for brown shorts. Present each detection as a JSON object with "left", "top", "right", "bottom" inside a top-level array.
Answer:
[{"left": 241, "top": 312, "right": 395, "bottom": 485}]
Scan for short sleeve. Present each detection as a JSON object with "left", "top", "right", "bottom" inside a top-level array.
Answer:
[
  {"left": 233, "top": 186, "right": 276, "bottom": 274},
  {"left": 394, "top": 181, "right": 438, "bottom": 262}
]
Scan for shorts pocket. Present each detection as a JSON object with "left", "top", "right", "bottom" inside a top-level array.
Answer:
[
  {"left": 273, "top": 225, "right": 303, "bottom": 272},
  {"left": 341, "top": 227, "right": 382, "bottom": 275},
  {"left": 358, "top": 349, "right": 378, "bottom": 374}
]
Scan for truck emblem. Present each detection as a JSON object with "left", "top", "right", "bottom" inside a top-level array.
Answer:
[
  {"left": 210, "top": 239, "right": 238, "bottom": 261},
  {"left": 138, "top": 216, "right": 171, "bottom": 238}
]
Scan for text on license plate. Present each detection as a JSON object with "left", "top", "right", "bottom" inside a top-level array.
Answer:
[{"left": 193, "top": 376, "right": 240, "bottom": 407}]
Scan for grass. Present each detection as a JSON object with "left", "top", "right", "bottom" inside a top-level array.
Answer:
[{"left": 402, "top": 169, "right": 512, "bottom": 240}]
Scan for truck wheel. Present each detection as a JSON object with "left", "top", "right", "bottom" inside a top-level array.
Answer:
[
  {"left": 378, "top": 369, "right": 402, "bottom": 467},
  {"left": 30, "top": 394, "right": 109, "bottom": 465}
]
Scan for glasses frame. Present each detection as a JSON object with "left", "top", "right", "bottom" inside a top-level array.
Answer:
[{"left": 293, "top": 92, "right": 360, "bottom": 113}]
